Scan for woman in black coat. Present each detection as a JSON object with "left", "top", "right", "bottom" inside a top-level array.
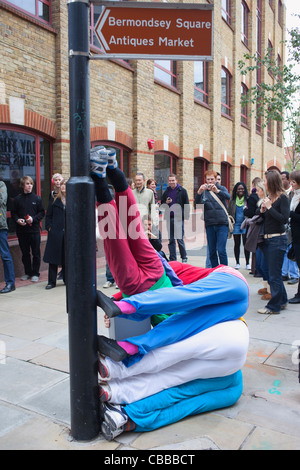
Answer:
[
  {"left": 43, "top": 180, "right": 66, "bottom": 289},
  {"left": 289, "top": 170, "right": 300, "bottom": 304}
]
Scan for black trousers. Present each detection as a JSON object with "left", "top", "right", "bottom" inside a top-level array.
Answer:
[
  {"left": 48, "top": 263, "right": 65, "bottom": 286},
  {"left": 18, "top": 232, "right": 41, "bottom": 277}
]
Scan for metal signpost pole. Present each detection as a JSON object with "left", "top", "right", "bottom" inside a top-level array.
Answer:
[{"left": 67, "top": 0, "right": 100, "bottom": 440}]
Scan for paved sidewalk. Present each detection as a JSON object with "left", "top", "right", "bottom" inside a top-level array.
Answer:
[{"left": 0, "top": 245, "right": 300, "bottom": 450}]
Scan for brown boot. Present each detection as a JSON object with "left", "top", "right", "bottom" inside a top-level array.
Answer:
[
  {"left": 257, "top": 288, "right": 268, "bottom": 295},
  {"left": 261, "top": 293, "right": 272, "bottom": 300}
]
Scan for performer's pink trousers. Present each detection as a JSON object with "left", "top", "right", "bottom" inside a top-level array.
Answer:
[{"left": 97, "top": 188, "right": 163, "bottom": 296}]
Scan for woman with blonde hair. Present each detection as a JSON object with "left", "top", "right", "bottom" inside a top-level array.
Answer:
[
  {"left": 43, "top": 179, "right": 67, "bottom": 289},
  {"left": 257, "top": 170, "right": 290, "bottom": 314},
  {"left": 255, "top": 180, "right": 270, "bottom": 300}
]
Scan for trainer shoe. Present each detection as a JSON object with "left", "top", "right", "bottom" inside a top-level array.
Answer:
[
  {"left": 257, "top": 307, "right": 280, "bottom": 315},
  {"left": 102, "top": 281, "right": 115, "bottom": 288},
  {"left": 101, "top": 421, "right": 124, "bottom": 441},
  {"left": 101, "top": 402, "right": 128, "bottom": 431},
  {"left": 98, "top": 354, "right": 110, "bottom": 380},
  {"left": 106, "top": 147, "right": 118, "bottom": 169},
  {"left": 234, "top": 263, "right": 240, "bottom": 269},
  {"left": 31, "top": 276, "right": 39, "bottom": 282},
  {"left": 20, "top": 275, "right": 30, "bottom": 281},
  {"left": 90, "top": 146, "right": 108, "bottom": 178},
  {"left": 99, "top": 382, "right": 112, "bottom": 402}
]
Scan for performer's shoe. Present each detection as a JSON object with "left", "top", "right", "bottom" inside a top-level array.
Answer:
[
  {"left": 99, "top": 382, "right": 112, "bottom": 402},
  {"left": 106, "top": 147, "right": 118, "bottom": 169},
  {"left": 96, "top": 290, "right": 122, "bottom": 318},
  {"left": 100, "top": 402, "right": 128, "bottom": 431},
  {"left": 101, "top": 421, "right": 124, "bottom": 441},
  {"left": 90, "top": 146, "right": 108, "bottom": 178},
  {"left": 98, "top": 354, "right": 111, "bottom": 380},
  {"left": 97, "top": 335, "right": 128, "bottom": 362}
]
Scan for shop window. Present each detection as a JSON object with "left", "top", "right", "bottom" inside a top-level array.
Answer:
[
  {"left": 194, "top": 61, "right": 209, "bottom": 105},
  {"left": 0, "top": 127, "right": 52, "bottom": 235},
  {"left": 3, "top": 0, "right": 51, "bottom": 24},
  {"left": 221, "top": 67, "right": 231, "bottom": 117},
  {"left": 154, "top": 61, "right": 177, "bottom": 89},
  {"left": 91, "top": 142, "right": 130, "bottom": 177},
  {"left": 154, "top": 152, "right": 178, "bottom": 201}
]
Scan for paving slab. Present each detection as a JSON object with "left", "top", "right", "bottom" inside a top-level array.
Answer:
[{"left": 0, "top": 246, "right": 300, "bottom": 450}]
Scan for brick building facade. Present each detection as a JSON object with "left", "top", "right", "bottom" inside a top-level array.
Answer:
[{"left": 0, "top": 0, "right": 286, "bottom": 278}]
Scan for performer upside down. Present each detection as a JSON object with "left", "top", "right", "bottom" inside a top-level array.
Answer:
[{"left": 90, "top": 147, "right": 249, "bottom": 441}]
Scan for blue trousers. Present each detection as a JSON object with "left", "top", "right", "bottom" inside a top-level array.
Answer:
[
  {"left": 260, "top": 235, "right": 288, "bottom": 311},
  {"left": 0, "top": 230, "right": 15, "bottom": 285},
  {"left": 120, "top": 271, "right": 249, "bottom": 367},
  {"left": 206, "top": 224, "right": 228, "bottom": 267},
  {"left": 125, "top": 370, "right": 243, "bottom": 432}
]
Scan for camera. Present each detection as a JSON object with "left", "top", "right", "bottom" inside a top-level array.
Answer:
[{"left": 206, "top": 184, "right": 212, "bottom": 190}]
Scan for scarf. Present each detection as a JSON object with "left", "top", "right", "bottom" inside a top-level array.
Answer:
[
  {"left": 291, "top": 188, "right": 300, "bottom": 212},
  {"left": 236, "top": 195, "right": 245, "bottom": 207}
]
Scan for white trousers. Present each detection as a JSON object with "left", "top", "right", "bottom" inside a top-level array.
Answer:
[{"left": 106, "top": 320, "right": 249, "bottom": 404}]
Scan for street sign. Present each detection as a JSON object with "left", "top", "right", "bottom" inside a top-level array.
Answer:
[{"left": 93, "top": 2, "right": 213, "bottom": 60}]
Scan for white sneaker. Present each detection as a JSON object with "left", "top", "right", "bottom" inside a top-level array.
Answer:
[
  {"left": 90, "top": 146, "right": 108, "bottom": 178},
  {"left": 246, "top": 264, "right": 251, "bottom": 270},
  {"left": 101, "top": 421, "right": 124, "bottom": 441},
  {"left": 103, "top": 281, "right": 115, "bottom": 288},
  {"left": 20, "top": 275, "right": 30, "bottom": 281},
  {"left": 31, "top": 276, "right": 39, "bottom": 282},
  {"left": 234, "top": 264, "right": 240, "bottom": 269},
  {"left": 101, "top": 402, "right": 128, "bottom": 431},
  {"left": 115, "top": 285, "right": 119, "bottom": 289}
]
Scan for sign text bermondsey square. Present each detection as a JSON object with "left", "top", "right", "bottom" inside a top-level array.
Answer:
[{"left": 94, "top": 2, "right": 213, "bottom": 60}]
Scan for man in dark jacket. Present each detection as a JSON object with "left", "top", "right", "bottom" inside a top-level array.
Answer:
[
  {"left": 11, "top": 176, "right": 45, "bottom": 282},
  {"left": 161, "top": 174, "right": 190, "bottom": 262},
  {"left": 195, "top": 170, "right": 230, "bottom": 267}
]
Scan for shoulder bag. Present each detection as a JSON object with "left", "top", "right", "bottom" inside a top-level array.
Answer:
[{"left": 210, "top": 191, "right": 235, "bottom": 238}]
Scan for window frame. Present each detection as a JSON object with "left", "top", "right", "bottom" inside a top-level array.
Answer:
[
  {"left": 194, "top": 61, "right": 209, "bottom": 106},
  {"left": 222, "top": 0, "right": 232, "bottom": 26},
  {"left": 2, "top": 0, "right": 51, "bottom": 25},
  {"left": 241, "top": 0, "right": 249, "bottom": 47},
  {"left": 154, "top": 60, "right": 178, "bottom": 89},
  {"left": 241, "top": 83, "right": 249, "bottom": 126},
  {"left": 221, "top": 67, "right": 232, "bottom": 117}
]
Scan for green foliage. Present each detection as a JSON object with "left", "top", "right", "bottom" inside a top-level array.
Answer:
[{"left": 238, "top": 15, "right": 300, "bottom": 169}]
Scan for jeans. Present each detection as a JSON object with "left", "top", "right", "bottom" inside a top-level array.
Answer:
[
  {"left": 206, "top": 224, "right": 228, "bottom": 268},
  {"left": 282, "top": 245, "right": 299, "bottom": 279},
  {"left": 0, "top": 229, "right": 15, "bottom": 284},
  {"left": 167, "top": 218, "right": 187, "bottom": 261},
  {"left": 106, "top": 260, "right": 115, "bottom": 283},
  {"left": 255, "top": 247, "right": 269, "bottom": 281},
  {"left": 261, "top": 235, "right": 288, "bottom": 311}
]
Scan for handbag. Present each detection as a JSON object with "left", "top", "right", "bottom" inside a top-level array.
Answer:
[
  {"left": 287, "top": 244, "right": 296, "bottom": 262},
  {"left": 210, "top": 191, "right": 235, "bottom": 239}
]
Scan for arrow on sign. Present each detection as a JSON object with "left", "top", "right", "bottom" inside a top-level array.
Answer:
[{"left": 96, "top": 8, "right": 111, "bottom": 52}]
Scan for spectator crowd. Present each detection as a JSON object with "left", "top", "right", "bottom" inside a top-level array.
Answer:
[{"left": 1, "top": 165, "right": 300, "bottom": 310}]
